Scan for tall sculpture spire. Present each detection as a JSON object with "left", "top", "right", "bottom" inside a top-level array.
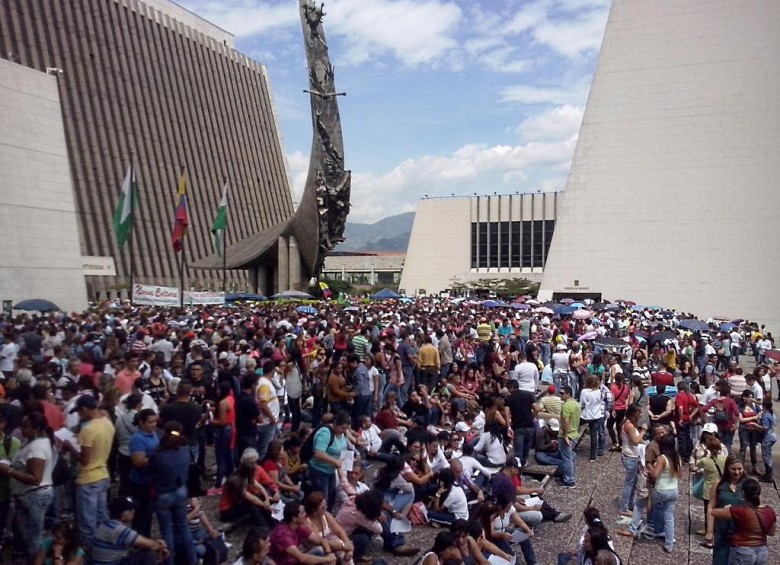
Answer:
[{"left": 292, "top": 0, "right": 351, "bottom": 277}]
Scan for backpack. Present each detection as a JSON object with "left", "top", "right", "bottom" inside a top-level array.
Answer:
[
  {"left": 713, "top": 401, "right": 730, "bottom": 424},
  {"left": 202, "top": 534, "right": 228, "bottom": 565},
  {"left": 300, "top": 425, "right": 335, "bottom": 462}
]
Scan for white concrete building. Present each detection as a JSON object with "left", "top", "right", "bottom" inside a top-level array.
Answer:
[
  {"left": 539, "top": 0, "right": 780, "bottom": 331},
  {"left": 0, "top": 60, "right": 88, "bottom": 312},
  {"left": 322, "top": 252, "right": 405, "bottom": 287},
  {"left": 400, "top": 193, "right": 559, "bottom": 296}
]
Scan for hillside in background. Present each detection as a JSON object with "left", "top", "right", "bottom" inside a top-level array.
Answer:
[{"left": 336, "top": 212, "right": 414, "bottom": 253}]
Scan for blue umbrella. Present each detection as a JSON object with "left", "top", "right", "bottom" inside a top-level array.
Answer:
[
  {"left": 631, "top": 304, "right": 645, "bottom": 311},
  {"left": 552, "top": 305, "right": 576, "bottom": 315},
  {"left": 679, "top": 319, "right": 710, "bottom": 332},
  {"left": 719, "top": 322, "right": 736, "bottom": 332},
  {"left": 296, "top": 305, "right": 318, "bottom": 315},
  {"left": 225, "top": 292, "right": 267, "bottom": 302},
  {"left": 570, "top": 302, "right": 585, "bottom": 308},
  {"left": 482, "top": 300, "right": 500, "bottom": 308},
  {"left": 13, "top": 299, "right": 60, "bottom": 312}
]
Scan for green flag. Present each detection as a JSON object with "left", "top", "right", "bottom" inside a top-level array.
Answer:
[
  {"left": 211, "top": 181, "right": 228, "bottom": 255},
  {"left": 112, "top": 165, "right": 136, "bottom": 248}
]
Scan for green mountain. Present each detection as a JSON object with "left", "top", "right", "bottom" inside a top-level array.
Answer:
[{"left": 337, "top": 212, "right": 414, "bottom": 252}]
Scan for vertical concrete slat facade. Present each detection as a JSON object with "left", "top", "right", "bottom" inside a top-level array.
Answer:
[
  {"left": 539, "top": 0, "right": 780, "bottom": 331},
  {"left": 0, "top": 0, "right": 293, "bottom": 296}
]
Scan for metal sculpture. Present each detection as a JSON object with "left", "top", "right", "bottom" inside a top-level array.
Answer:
[{"left": 297, "top": 0, "right": 351, "bottom": 276}]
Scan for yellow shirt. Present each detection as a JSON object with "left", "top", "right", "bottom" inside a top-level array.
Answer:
[
  {"left": 76, "top": 416, "right": 115, "bottom": 485},
  {"left": 418, "top": 343, "right": 440, "bottom": 370},
  {"left": 476, "top": 323, "right": 493, "bottom": 342}
]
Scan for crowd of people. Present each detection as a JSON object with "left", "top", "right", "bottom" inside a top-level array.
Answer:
[{"left": 0, "top": 296, "right": 777, "bottom": 565}]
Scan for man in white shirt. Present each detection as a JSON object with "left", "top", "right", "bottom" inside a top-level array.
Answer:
[
  {"left": 729, "top": 330, "right": 743, "bottom": 363},
  {"left": 148, "top": 336, "right": 176, "bottom": 365},
  {"left": 745, "top": 374, "right": 763, "bottom": 401},
  {"left": 512, "top": 354, "right": 539, "bottom": 393},
  {"left": 0, "top": 336, "right": 19, "bottom": 379}
]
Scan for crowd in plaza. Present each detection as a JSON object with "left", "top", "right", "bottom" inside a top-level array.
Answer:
[{"left": 0, "top": 296, "right": 777, "bottom": 565}]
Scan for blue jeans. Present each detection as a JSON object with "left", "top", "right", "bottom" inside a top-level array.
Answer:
[
  {"left": 652, "top": 488, "right": 678, "bottom": 551},
  {"left": 154, "top": 484, "right": 195, "bottom": 565},
  {"left": 427, "top": 509, "right": 456, "bottom": 524},
  {"left": 308, "top": 467, "right": 337, "bottom": 511},
  {"left": 400, "top": 366, "right": 414, "bottom": 405},
  {"left": 214, "top": 425, "right": 234, "bottom": 487},
  {"left": 15, "top": 486, "right": 54, "bottom": 558},
  {"left": 535, "top": 450, "right": 562, "bottom": 467},
  {"left": 728, "top": 545, "right": 768, "bottom": 565},
  {"left": 385, "top": 490, "right": 414, "bottom": 514},
  {"left": 76, "top": 478, "right": 110, "bottom": 547},
  {"left": 513, "top": 427, "right": 535, "bottom": 466},
  {"left": 620, "top": 456, "right": 638, "bottom": 512},
  {"left": 352, "top": 395, "right": 372, "bottom": 428},
  {"left": 558, "top": 439, "right": 575, "bottom": 485},
  {"left": 256, "top": 423, "right": 276, "bottom": 461},
  {"left": 582, "top": 418, "right": 602, "bottom": 460},
  {"left": 762, "top": 435, "right": 776, "bottom": 470}
]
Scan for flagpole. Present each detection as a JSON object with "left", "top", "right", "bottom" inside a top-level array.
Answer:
[
  {"left": 179, "top": 165, "right": 186, "bottom": 308},
  {"left": 222, "top": 176, "right": 228, "bottom": 295},
  {"left": 128, "top": 150, "right": 135, "bottom": 302}
]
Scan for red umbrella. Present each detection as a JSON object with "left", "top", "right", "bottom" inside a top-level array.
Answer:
[{"left": 764, "top": 349, "right": 780, "bottom": 363}]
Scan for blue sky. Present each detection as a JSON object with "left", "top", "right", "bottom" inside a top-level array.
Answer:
[{"left": 178, "top": 0, "right": 611, "bottom": 223}]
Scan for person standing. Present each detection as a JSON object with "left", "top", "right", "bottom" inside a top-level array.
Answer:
[
  {"left": 437, "top": 330, "right": 453, "bottom": 382},
  {"left": 256, "top": 362, "right": 280, "bottom": 461},
  {"left": 159, "top": 382, "right": 202, "bottom": 464},
  {"left": 759, "top": 398, "right": 775, "bottom": 483},
  {"left": 648, "top": 435, "right": 680, "bottom": 553},
  {"left": 557, "top": 386, "right": 580, "bottom": 488},
  {"left": 69, "top": 394, "right": 115, "bottom": 548},
  {"left": 619, "top": 405, "right": 646, "bottom": 517},
  {"left": 417, "top": 337, "right": 440, "bottom": 393},
  {"left": 397, "top": 333, "right": 418, "bottom": 405},
  {"left": 579, "top": 376, "right": 604, "bottom": 462},
  {"left": 505, "top": 380, "right": 536, "bottom": 467},
  {"left": 347, "top": 354, "right": 372, "bottom": 428},
  {"left": 675, "top": 381, "right": 699, "bottom": 463},
  {"left": 308, "top": 411, "right": 351, "bottom": 511}
]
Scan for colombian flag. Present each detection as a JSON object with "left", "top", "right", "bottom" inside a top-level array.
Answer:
[
  {"left": 319, "top": 281, "right": 332, "bottom": 299},
  {"left": 171, "top": 169, "right": 188, "bottom": 252}
]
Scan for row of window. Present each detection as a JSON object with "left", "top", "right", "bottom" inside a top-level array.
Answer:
[
  {"left": 470, "top": 220, "right": 555, "bottom": 269},
  {"left": 322, "top": 271, "right": 401, "bottom": 285}
]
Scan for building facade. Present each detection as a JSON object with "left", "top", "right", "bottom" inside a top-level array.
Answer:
[
  {"left": 0, "top": 0, "right": 294, "bottom": 299},
  {"left": 322, "top": 253, "right": 404, "bottom": 288},
  {"left": 0, "top": 59, "right": 88, "bottom": 312},
  {"left": 539, "top": 0, "right": 780, "bottom": 332},
  {"left": 400, "top": 193, "right": 559, "bottom": 296}
]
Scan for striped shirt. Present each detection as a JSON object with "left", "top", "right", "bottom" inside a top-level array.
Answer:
[{"left": 91, "top": 520, "right": 138, "bottom": 565}]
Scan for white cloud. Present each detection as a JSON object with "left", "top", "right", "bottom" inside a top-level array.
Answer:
[
  {"left": 336, "top": 138, "right": 575, "bottom": 223},
  {"left": 325, "top": 0, "right": 462, "bottom": 66},
  {"left": 517, "top": 104, "right": 584, "bottom": 142},
  {"left": 532, "top": 7, "right": 610, "bottom": 57},
  {"left": 180, "top": 1, "right": 298, "bottom": 38},
  {"left": 499, "top": 81, "right": 590, "bottom": 105}
]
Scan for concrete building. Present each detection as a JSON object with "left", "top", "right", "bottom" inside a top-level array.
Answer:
[
  {"left": 0, "top": 59, "right": 88, "bottom": 312},
  {"left": 0, "top": 0, "right": 293, "bottom": 299},
  {"left": 400, "top": 193, "right": 559, "bottom": 296},
  {"left": 322, "top": 253, "right": 405, "bottom": 288},
  {"left": 539, "top": 0, "right": 780, "bottom": 331}
]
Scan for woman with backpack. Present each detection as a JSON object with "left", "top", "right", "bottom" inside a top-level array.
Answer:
[
  {"left": 702, "top": 380, "right": 740, "bottom": 452},
  {"left": 737, "top": 389, "right": 763, "bottom": 475},
  {"left": 307, "top": 411, "right": 351, "bottom": 512}
]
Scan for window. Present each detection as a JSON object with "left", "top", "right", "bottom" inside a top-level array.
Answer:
[
  {"left": 543, "top": 219, "right": 556, "bottom": 266},
  {"left": 478, "top": 223, "right": 488, "bottom": 268},
  {"left": 500, "top": 222, "right": 510, "bottom": 268},
  {"left": 471, "top": 223, "right": 478, "bottom": 268},
  {"left": 532, "top": 220, "right": 544, "bottom": 268},
  {"left": 377, "top": 271, "right": 400, "bottom": 284},
  {"left": 488, "top": 222, "right": 499, "bottom": 268},
  {"left": 511, "top": 221, "right": 522, "bottom": 266},
  {"left": 522, "top": 221, "right": 532, "bottom": 267}
]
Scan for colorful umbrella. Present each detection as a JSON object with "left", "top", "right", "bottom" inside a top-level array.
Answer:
[
  {"left": 572, "top": 309, "right": 592, "bottom": 320},
  {"left": 578, "top": 331, "right": 599, "bottom": 342},
  {"left": 296, "top": 305, "right": 318, "bottom": 315},
  {"left": 534, "top": 307, "right": 554, "bottom": 315}
]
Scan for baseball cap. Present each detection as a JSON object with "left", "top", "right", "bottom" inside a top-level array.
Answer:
[
  {"left": 556, "top": 344, "right": 567, "bottom": 351},
  {"left": 548, "top": 418, "right": 560, "bottom": 432},
  {"left": 455, "top": 422, "right": 471, "bottom": 433},
  {"left": 69, "top": 394, "right": 98, "bottom": 413},
  {"left": 702, "top": 423, "right": 718, "bottom": 434},
  {"left": 547, "top": 385, "right": 557, "bottom": 394}
]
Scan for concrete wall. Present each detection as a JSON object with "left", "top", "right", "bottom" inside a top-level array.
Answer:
[
  {"left": 539, "top": 0, "right": 780, "bottom": 331},
  {"left": 0, "top": 60, "right": 88, "bottom": 312},
  {"left": 400, "top": 194, "right": 558, "bottom": 295}
]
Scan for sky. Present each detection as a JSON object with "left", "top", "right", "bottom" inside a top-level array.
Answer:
[{"left": 177, "top": 0, "right": 612, "bottom": 224}]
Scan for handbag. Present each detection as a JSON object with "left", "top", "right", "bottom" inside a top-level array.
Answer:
[{"left": 692, "top": 474, "right": 705, "bottom": 499}]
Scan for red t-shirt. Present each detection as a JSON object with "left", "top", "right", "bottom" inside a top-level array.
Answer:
[
  {"left": 729, "top": 505, "right": 777, "bottom": 547},
  {"left": 270, "top": 522, "right": 313, "bottom": 565},
  {"left": 375, "top": 408, "right": 398, "bottom": 430},
  {"left": 675, "top": 391, "right": 697, "bottom": 423},
  {"left": 651, "top": 371, "right": 674, "bottom": 388}
]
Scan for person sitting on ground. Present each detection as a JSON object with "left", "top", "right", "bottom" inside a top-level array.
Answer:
[
  {"left": 220, "top": 449, "right": 276, "bottom": 529},
  {"left": 534, "top": 418, "right": 563, "bottom": 467},
  {"left": 187, "top": 496, "right": 222, "bottom": 563},
  {"left": 232, "top": 528, "right": 272, "bottom": 565},
  {"left": 90, "top": 496, "right": 169, "bottom": 565},
  {"left": 269, "top": 501, "right": 336, "bottom": 565},
  {"left": 303, "top": 492, "right": 354, "bottom": 565},
  {"left": 420, "top": 531, "right": 462, "bottom": 565},
  {"left": 428, "top": 467, "right": 469, "bottom": 526},
  {"left": 33, "top": 521, "right": 84, "bottom": 565},
  {"left": 535, "top": 385, "right": 563, "bottom": 420},
  {"left": 473, "top": 420, "right": 507, "bottom": 468},
  {"left": 333, "top": 462, "right": 370, "bottom": 516}
]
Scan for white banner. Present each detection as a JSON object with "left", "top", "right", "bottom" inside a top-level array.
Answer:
[
  {"left": 132, "top": 284, "right": 181, "bottom": 307},
  {"left": 183, "top": 291, "right": 225, "bottom": 305}
]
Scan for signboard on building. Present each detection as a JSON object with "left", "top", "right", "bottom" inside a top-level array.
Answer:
[
  {"left": 82, "top": 256, "right": 117, "bottom": 276},
  {"left": 132, "top": 284, "right": 180, "bottom": 307},
  {"left": 183, "top": 291, "right": 225, "bottom": 305}
]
